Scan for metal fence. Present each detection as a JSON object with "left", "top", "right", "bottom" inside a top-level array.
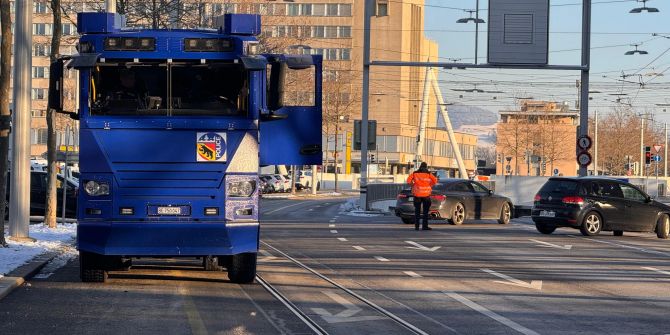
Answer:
[{"left": 366, "top": 183, "right": 406, "bottom": 209}]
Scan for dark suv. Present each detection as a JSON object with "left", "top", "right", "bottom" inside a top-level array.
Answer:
[{"left": 532, "top": 177, "right": 670, "bottom": 238}]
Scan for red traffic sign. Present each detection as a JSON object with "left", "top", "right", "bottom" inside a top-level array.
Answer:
[
  {"left": 654, "top": 144, "right": 662, "bottom": 153},
  {"left": 577, "top": 151, "right": 592, "bottom": 166},
  {"left": 577, "top": 135, "right": 592, "bottom": 150}
]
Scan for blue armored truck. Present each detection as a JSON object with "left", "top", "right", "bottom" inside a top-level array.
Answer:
[{"left": 48, "top": 12, "right": 322, "bottom": 283}]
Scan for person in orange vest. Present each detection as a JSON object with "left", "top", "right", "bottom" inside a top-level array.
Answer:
[{"left": 407, "top": 162, "right": 438, "bottom": 230}]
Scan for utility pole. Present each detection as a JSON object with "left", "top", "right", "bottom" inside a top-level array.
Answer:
[
  {"left": 9, "top": 0, "right": 33, "bottom": 241},
  {"left": 577, "top": 0, "right": 591, "bottom": 177},
  {"left": 640, "top": 117, "right": 644, "bottom": 177},
  {"left": 360, "top": 0, "right": 372, "bottom": 210},
  {"left": 414, "top": 66, "right": 431, "bottom": 170},
  {"left": 474, "top": 0, "right": 480, "bottom": 65},
  {"left": 594, "top": 110, "right": 598, "bottom": 176}
]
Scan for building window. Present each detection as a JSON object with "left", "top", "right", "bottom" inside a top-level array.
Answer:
[
  {"left": 339, "top": 4, "right": 352, "bottom": 16},
  {"left": 339, "top": 26, "right": 351, "bottom": 38},
  {"left": 59, "top": 45, "right": 76, "bottom": 55},
  {"left": 311, "top": 26, "right": 324, "bottom": 38},
  {"left": 376, "top": 0, "right": 389, "bottom": 16},
  {"left": 300, "top": 4, "right": 312, "bottom": 15},
  {"left": 31, "top": 88, "right": 47, "bottom": 100},
  {"left": 62, "top": 23, "right": 76, "bottom": 36},
  {"left": 34, "top": 1, "right": 49, "bottom": 14},
  {"left": 32, "top": 23, "right": 52, "bottom": 35},
  {"left": 31, "top": 110, "right": 47, "bottom": 118},
  {"left": 31, "top": 128, "right": 49, "bottom": 145},
  {"left": 341, "top": 49, "right": 351, "bottom": 60},
  {"left": 33, "top": 44, "right": 50, "bottom": 57},
  {"left": 312, "top": 4, "right": 325, "bottom": 16},
  {"left": 32, "top": 67, "right": 49, "bottom": 79},
  {"left": 325, "top": 26, "right": 338, "bottom": 38},
  {"left": 326, "top": 4, "right": 338, "bottom": 16}
]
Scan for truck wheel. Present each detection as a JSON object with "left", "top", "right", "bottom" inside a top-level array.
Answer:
[
  {"left": 80, "top": 251, "right": 108, "bottom": 283},
  {"left": 228, "top": 253, "right": 257, "bottom": 284}
]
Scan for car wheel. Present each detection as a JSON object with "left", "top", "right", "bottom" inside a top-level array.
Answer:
[
  {"left": 401, "top": 217, "right": 414, "bottom": 224},
  {"left": 535, "top": 222, "right": 556, "bottom": 234},
  {"left": 580, "top": 212, "right": 602, "bottom": 236},
  {"left": 449, "top": 203, "right": 465, "bottom": 225},
  {"left": 613, "top": 230, "right": 623, "bottom": 236},
  {"left": 656, "top": 214, "right": 670, "bottom": 239},
  {"left": 498, "top": 202, "right": 511, "bottom": 225}
]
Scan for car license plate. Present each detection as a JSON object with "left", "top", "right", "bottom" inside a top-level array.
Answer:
[
  {"left": 408, "top": 197, "right": 414, "bottom": 201},
  {"left": 158, "top": 207, "right": 182, "bottom": 215},
  {"left": 539, "top": 210, "right": 555, "bottom": 217}
]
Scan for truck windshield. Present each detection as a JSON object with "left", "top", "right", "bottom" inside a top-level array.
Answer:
[{"left": 90, "top": 62, "right": 248, "bottom": 117}]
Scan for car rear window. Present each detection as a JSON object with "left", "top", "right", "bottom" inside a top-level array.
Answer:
[{"left": 539, "top": 180, "right": 580, "bottom": 195}]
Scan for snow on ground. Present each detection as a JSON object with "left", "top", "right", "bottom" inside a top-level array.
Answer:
[
  {"left": 1, "top": 223, "right": 77, "bottom": 278},
  {"left": 338, "top": 198, "right": 384, "bottom": 217}
]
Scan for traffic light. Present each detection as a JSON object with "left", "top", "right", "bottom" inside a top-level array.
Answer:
[
  {"left": 370, "top": 154, "right": 375, "bottom": 163},
  {"left": 645, "top": 146, "right": 652, "bottom": 165}
]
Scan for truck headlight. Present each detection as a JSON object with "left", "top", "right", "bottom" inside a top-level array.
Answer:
[
  {"left": 227, "top": 180, "right": 256, "bottom": 198},
  {"left": 84, "top": 180, "right": 110, "bottom": 196}
]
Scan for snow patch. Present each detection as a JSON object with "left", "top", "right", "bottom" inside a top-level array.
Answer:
[{"left": 1, "top": 223, "right": 77, "bottom": 276}]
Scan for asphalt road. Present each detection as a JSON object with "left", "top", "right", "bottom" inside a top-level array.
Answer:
[{"left": 2, "top": 196, "right": 670, "bottom": 334}]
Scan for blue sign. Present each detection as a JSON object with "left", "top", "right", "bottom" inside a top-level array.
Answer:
[{"left": 654, "top": 155, "right": 662, "bottom": 162}]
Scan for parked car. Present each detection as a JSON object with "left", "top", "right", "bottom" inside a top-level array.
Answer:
[
  {"left": 258, "top": 177, "right": 273, "bottom": 194},
  {"left": 5, "top": 170, "right": 78, "bottom": 218},
  {"left": 532, "top": 177, "right": 670, "bottom": 238},
  {"left": 273, "top": 174, "right": 291, "bottom": 192},
  {"left": 260, "top": 174, "right": 281, "bottom": 193},
  {"left": 298, "top": 170, "right": 320, "bottom": 190},
  {"left": 395, "top": 179, "right": 513, "bottom": 225}
]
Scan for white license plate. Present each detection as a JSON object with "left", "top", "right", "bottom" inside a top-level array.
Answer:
[
  {"left": 158, "top": 207, "right": 182, "bottom": 215},
  {"left": 539, "top": 210, "right": 555, "bottom": 218},
  {"left": 408, "top": 197, "right": 414, "bottom": 201}
]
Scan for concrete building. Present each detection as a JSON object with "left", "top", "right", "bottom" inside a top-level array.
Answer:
[{"left": 496, "top": 100, "right": 578, "bottom": 177}]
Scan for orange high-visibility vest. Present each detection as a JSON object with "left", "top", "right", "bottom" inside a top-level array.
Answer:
[{"left": 407, "top": 172, "right": 437, "bottom": 197}]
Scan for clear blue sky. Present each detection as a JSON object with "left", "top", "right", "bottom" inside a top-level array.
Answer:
[{"left": 422, "top": 0, "right": 670, "bottom": 120}]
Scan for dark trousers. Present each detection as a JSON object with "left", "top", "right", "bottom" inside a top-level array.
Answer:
[{"left": 413, "top": 196, "right": 431, "bottom": 228}]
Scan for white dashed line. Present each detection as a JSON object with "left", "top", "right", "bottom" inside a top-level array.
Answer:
[
  {"left": 330, "top": 230, "right": 338, "bottom": 234},
  {"left": 337, "top": 238, "right": 348, "bottom": 242},
  {"left": 444, "top": 292, "right": 540, "bottom": 335},
  {"left": 374, "top": 256, "right": 390, "bottom": 262},
  {"left": 329, "top": 220, "right": 336, "bottom": 223},
  {"left": 353, "top": 246, "right": 366, "bottom": 251},
  {"left": 642, "top": 266, "right": 670, "bottom": 277},
  {"left": 259, "top": 250, "right": 272, "bottom": 257},
  {"left": 404, "top": 271, "right": 422, "bottom": 278},
  {"left": 329, "top": 224, "right": 335, "bottom": 227}
]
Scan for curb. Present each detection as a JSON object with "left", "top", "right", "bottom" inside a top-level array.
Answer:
[{"left": 0, "top": 251, "right": 58, "bottom": 301}]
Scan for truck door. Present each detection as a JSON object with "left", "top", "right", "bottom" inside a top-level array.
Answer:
[{"left": 260, "top": 55, "right": 322, "bottom": 165}]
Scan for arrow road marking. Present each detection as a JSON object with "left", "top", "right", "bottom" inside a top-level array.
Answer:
[
  {"left": 529, "top": 239, "right": 572, "bottom": 250},
  {"left": 330, "top": 230, "right": 338, "bottom": 234},
  {"left": 642, "top": 266, "right": 670, "bottom": 277},
  {"left": 404, "top": 271, "right": 422, "bottom": 278},
  {"left": 405, "top": 240, "right": 441, "bottom": 252},
  {"left": 481, "top": 269, "right": 542, "bottom": 290},
  {"left": 311, "top": 291, "right": 386, "bottom": 324}
]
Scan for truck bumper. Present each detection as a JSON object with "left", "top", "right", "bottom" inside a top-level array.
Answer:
[{"left": 77, "top": 221, "right": 259, "bottom": 256}]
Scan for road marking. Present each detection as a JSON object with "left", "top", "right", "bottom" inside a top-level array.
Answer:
[
  {"left": 352, "top": 246, "right": 366, "bottom": 251},
  {"left": 405, "top": 240, "right": 441, "bottom": 252},
  {"left": 642, "top": 266, "right": 670, "bottom": 276},
  {"left": 259, "top": 250, "right": 272, "bottom": 257},
  {"left": 374, "top": 256, "right": 389, "bottom": 262},
  {"left": 329, "top": 224, "right": 336, "bottom": 227},
  {"left": 572, "top": 236, "right": 670, "bottom": 257},
  {"left": 178, "top": 285, "right": 208, "bottom": 335},
  {"left": 330, "top": 230, "right": 338, "bottom": 234},
  {"left": 481, "top": 268, "right": 542, "bottom": 290},
  {"left": 444, "top": 291, "right": 540, "bottom": 335},
  {"left": 529, "top": 239, "right": 572, "bottom": 250},
  {"left": 307, "top": 208, "right": 314, "bottom": 211},
  {"left": 337, "top": 238, "right": 348, "bottom": 242},
  {"left": 404, "top": 271, "right": 422, "bottom": 278},
  {"left": 329, "top": 220, "right": 336, "bottom": 223},
  {"left": 265, "top": 201, "right": 306, "bottom": 215},
  {"left": 311, "top": 291, "right": 386, "bottom": 324}
]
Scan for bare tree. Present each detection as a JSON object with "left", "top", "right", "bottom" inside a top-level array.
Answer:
[
  {"left": 45, "top": 0, "right": 64, "bottom": 229},
  {"left": 0, "top": 0, "right": 12, "bottom": 246}
]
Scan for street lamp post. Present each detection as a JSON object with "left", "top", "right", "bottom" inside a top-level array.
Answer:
[{"left": 456, "top": 0, "right": 485, "bottom": 65}]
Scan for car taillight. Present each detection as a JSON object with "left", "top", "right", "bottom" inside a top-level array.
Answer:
[
  {"left": 397, "top": 194, "right": 408, "bottom": 199},
  {"left": 562, "top": 196, "right": 584, "bottom": 205},
  {"left": 431, "top": 195, "right": 446, "bottom": 201},
  {"left": 534, "top": 194, "right": 541, "bottom": 202}
]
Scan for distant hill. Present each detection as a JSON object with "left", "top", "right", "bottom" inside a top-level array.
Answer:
[
  {"left": 437, "top": 105, "right": 498, "bottom": 147},
  {"left": 437, "top": 105, "right": 498, "bottom": 130}
]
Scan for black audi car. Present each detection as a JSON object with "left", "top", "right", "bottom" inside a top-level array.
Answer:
[
  {"left": 395, "top": 179, "right": 514, "bottom": 225},
  {"left": 532, "top": 177, "right": 670, "bottom": 238}
]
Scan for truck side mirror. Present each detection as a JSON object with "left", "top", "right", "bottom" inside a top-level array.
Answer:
[
  {"left": 267, "top": 61, "right": 285, "bottom": 111},
  {"left": 48, "top": 57, "right": 79, "bottom": 120}
]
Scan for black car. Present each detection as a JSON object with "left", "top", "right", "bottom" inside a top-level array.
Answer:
[
  {"left": 532, "top": 177, "right": 670, "bottom": 238},
  {"left": 5, "top": 171, "right": 78, "bottom": 218},
  {"left": 395, "top": 179, "right": 514, "bottom": 225}
]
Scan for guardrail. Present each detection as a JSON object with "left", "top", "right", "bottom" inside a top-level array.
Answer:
[{"left": 366, "top": 183, "right": 406, "bottom": 209}]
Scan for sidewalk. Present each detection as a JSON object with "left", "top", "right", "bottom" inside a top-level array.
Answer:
[{"left": 0, "top": 223, "right": 77, "bottom": 300}]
